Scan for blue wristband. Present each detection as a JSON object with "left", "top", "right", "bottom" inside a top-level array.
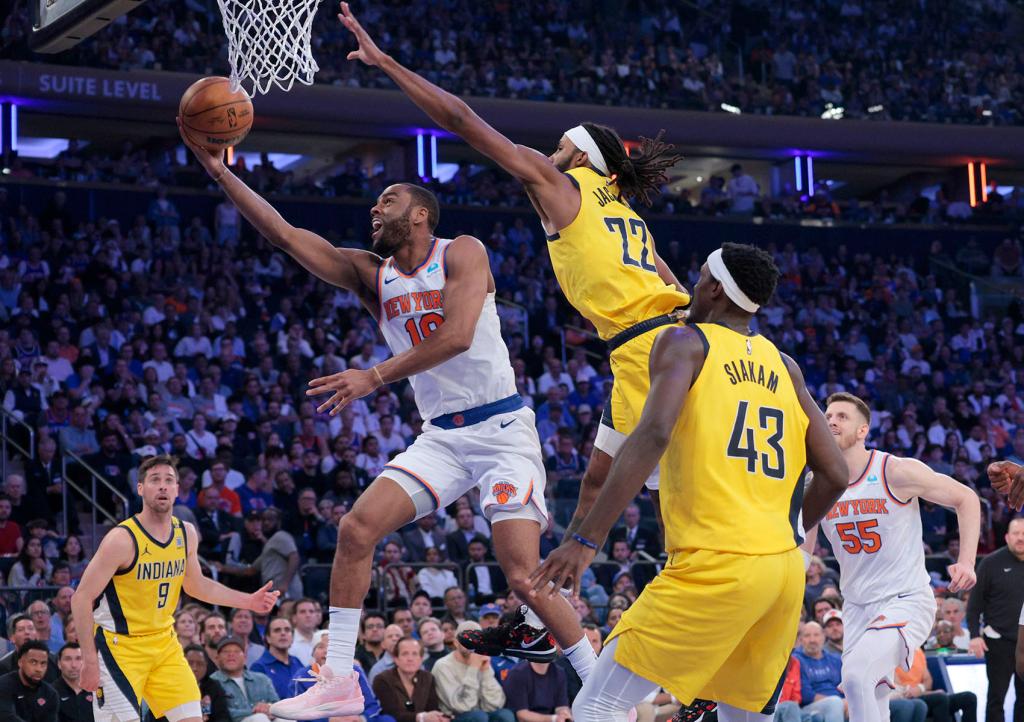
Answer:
[{"left": 572, "top": 533, "right": 598, "bottom": 550}]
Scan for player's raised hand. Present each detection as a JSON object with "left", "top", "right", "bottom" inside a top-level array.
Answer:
[
  {"left": 176, "top": 117, "right": 226, "bottom": 176},
  {"left": 528, "top": 538, "right": 596, "bottom": 599},
  {"left": 248, "top": 581, "right": 281, "bottom": 613},
  {"left": 307, "top": 367, "right": 382, "bottom": 416},
  {"left": 338, "top": 2, "right": 388, "bottom": 67},
  {"left": 946, "top": 562, "right": 976, "bottom": 593}
]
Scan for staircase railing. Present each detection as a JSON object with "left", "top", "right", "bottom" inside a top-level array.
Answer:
[
  {"left": 61, "top": 449, "right": 131, "bottom": 551},
  {"left": 0, "top": 406, "right": 35, "bottom": 482}
]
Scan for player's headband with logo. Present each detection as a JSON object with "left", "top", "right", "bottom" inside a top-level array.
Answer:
[
  {"left": 707, "top": 248, "right": 760, "bottom": 313},
  {"left": 565, "top": 125, "right": 609, "bottom": 176}
]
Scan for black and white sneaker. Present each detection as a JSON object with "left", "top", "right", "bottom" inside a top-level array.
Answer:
[
  {"left": 457, "top": 605, "right": 557, "bottom": 662},
  {"left": 671, "top": 699, "right": 717, "bottom": 722}
]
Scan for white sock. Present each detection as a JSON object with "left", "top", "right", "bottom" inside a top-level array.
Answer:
[
  {"left": 564, "top": 635, "right": 598, "bottom": 682},
  {"left": 523, "top": 605, "right": 544, "bottom": 629},
  {"left": 326, "top": 607, "right": 360, "bottom": 674}
]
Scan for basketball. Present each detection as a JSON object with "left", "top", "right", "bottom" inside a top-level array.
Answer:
[{"left": 178, "top": 76, "right": 253, "bottom": 151}]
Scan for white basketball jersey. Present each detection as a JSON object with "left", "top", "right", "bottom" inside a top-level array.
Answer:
[
  {"left": 820, "top": 449, "right": 931, "bottom": 604},
  {"left": 376, "top": 238, "right": 516, "bottom": 422}
]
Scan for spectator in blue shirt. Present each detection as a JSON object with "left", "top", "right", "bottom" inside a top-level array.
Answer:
[
  {"left": 250, "top": 617, "right": 306, "bottom": 701},
  {"left": 794, "top": 622, "right": 845, "bottom": 722}
]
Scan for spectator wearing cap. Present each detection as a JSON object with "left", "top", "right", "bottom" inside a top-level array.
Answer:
[
  {"left": 2, "top": 367, "right": 43, "bottom": 425},
  {"left": 251, "top": 618, "right": 305, "bottom": 702},
  {"left": 211, "top": 636, "right": 280, "bottom": 722},
  {"left": 821, "top": 610, "right": 844, "bottom": 655},
  {"left": 477, "top": 606, "right": 517, "bottom": 681},
  {"left": 418, "top": 617, "right": 449, "bottom": 671},
  {"left": 433, "top": 620, "right": 511, "bottom": 722}
]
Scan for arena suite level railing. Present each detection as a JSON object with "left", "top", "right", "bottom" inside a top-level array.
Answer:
[{"left": 0, "top": 406, "right": 35, "bottom": 484}]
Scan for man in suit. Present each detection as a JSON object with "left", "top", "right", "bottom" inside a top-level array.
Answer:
[
  {"left": 82, "top": 429, "right": 134, "bottom": 516},
  {"left": 196, "top": 485, "right": 240, "bottom": 562},
  {"left": 608, "top": 504, "right": 661, "bottom": 558},
  {"left": 444, "top": 505, "right": 479, "bottom": 564},
  {"left": 24, "top": 436, "right": 69, "bottom": 531},
  {"left": 466, "top": 536, "right": 507, "bottom": 605},
  {"left": 402, "top": 514, "right": 447, "bottom": 562}
]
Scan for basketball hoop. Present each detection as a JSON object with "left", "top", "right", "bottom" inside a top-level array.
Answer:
[{"left": 217, "top": 0, "right": 322, "bottom": 96}]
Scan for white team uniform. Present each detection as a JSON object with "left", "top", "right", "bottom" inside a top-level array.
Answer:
[
  {"left": 820, "top": 449, "right": 936, "bottom": 671},
  {"left": 375, "top": 237, "right": 548, "bottom": 526}
]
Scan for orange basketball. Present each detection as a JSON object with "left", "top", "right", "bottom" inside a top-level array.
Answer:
[{"left": 178, "top": 76, "right": 253, "bottom": 151}]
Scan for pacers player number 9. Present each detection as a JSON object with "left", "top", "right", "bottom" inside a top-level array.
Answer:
[
  {"left": 726, "top": 400, "right": 786, "bottom": 479},
  {"left": 157, "top": 582, "right": 170, "bottom": 608}
]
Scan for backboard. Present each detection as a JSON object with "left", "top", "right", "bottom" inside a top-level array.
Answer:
[{"left": 30, "top": 0, "right": 146, "bottom": 53}]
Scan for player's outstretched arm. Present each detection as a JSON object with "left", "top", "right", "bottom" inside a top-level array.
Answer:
[
  {"left": 182, "top": 521, "right": 280, "bottom": 611},
  {"left": 70, "top": 527, "right": 135, "bottom": 692},
  {"left": 782, "top": 355, "right": 848, "bottom": 528},
  {"left": 529, "top": 326, "right": 703, "bottom": 597},
  {"left": 887, "top": 456, "right": 980, "bottom": 592},
  {"left": 177, "top": 118, "right": 379, "bottom": 300},
  {"left": 338, "top": 4, "right": 570, "bottom": 192},
  {"left": 308, "top": 235, "right": 490, "bottom": 416}
]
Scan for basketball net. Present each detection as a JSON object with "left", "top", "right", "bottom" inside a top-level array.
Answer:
[{"left": 217, "top": 0, "right": 322, "bottom": 96}]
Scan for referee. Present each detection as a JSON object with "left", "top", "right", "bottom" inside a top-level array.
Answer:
[{"left": 967, "top": 517, "right": 1024, "bottom": 722}]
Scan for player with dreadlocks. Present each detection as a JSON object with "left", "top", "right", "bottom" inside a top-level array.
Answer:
[{"left": 338, "top": 4, "right": 693, "bottom": 678}]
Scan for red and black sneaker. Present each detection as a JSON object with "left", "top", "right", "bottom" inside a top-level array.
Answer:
[
  {"left": 671, "top": 699, "right": 717, "bottom": 722},
  {"left": 457, "top": 605, "right": 557, "bottom": 662}
]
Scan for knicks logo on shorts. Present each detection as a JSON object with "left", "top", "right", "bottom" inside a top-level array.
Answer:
[{"left": 491, "top": 481, "right": 517, "bottom": 504}]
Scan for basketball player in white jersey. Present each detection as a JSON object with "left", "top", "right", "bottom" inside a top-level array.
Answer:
[
  {"left": 178, "top": 122, "right": 596, "bottom": 720},
  {"left": 813, "top": 392, "right": 980, "bottom": 722}
]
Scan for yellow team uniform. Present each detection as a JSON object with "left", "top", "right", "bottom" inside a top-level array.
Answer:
[
  {"left": 93, "top": 515, "right": 199, "bottom": 720},
  {"left": 607, "top": 324, "right": 809, "bottom": 712},
  {"left": 547, "top": 167, "right": 690, "bottom": 437}
]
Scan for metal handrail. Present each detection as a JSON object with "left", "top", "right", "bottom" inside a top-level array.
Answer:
[
  {"left": 0, "top": 405, "right": 36, "bottom": 482},
  {"left": 61, "top": 449, "right": 130, "bottom": 552},
  {"left": 495, "top": 296, "right": 530, "bottom": 341},
  {"left": 378, "top": 560, "right": 463, "bottom": 613}
]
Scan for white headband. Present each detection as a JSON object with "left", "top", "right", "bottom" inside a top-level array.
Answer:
[
  {"left": 565, "top": 125, "right": 610, "bottom": 176},
  {"left": 707, "top": 248, "right": 759, "bottom": 313}
]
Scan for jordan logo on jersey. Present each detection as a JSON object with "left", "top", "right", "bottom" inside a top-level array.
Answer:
[
  {"left": 826, "top": 498, "right": 890, "bottom": 521},
  {"left": 383, "top": 290, "right": 444, "bottom": 321}
]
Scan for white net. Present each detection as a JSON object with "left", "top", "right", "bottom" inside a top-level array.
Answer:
[{"left": 217, "top": 0, "right": 323, "bottom": 96}]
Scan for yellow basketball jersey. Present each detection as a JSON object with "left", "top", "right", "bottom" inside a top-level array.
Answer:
[
  {"left": 94, "top": 516, "right": 187, "bottom": 636},
  {"left": 547, "top": 167, "right": 690, "bottom": 340},
  {"left": 661, "top": 324, "right": 809, "bottom": 555}
]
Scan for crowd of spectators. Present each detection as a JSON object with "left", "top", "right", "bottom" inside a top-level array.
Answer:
[
  {"left": 3, "top": 0, "right": 1022, "bottom": 126},
  {"left": 0, "top": 151, "right": 1023, "bottom": 717},
  {"left": 7, "top": 139, "right": 1024, "bottom": 230}
]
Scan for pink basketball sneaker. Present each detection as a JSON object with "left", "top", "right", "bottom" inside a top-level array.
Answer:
[{"left": 268, "top": 665, "right": 364, "bottom": 720}]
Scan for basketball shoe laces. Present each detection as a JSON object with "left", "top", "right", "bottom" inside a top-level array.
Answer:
[{"left": 671, "top": 699, "right": 717, "bottom": 722}]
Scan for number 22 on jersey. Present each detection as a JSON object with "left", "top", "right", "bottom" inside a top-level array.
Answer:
[{"left": 604, "top": 217, "right": 657, "bottom": 272}]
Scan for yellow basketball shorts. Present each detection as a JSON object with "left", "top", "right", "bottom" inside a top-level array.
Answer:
[
  {"left": 606, "top": 547, "right": 804, "bottom": 713},
  {"left": 94, "top": 627, "right": 201, "bottom": 722}
]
